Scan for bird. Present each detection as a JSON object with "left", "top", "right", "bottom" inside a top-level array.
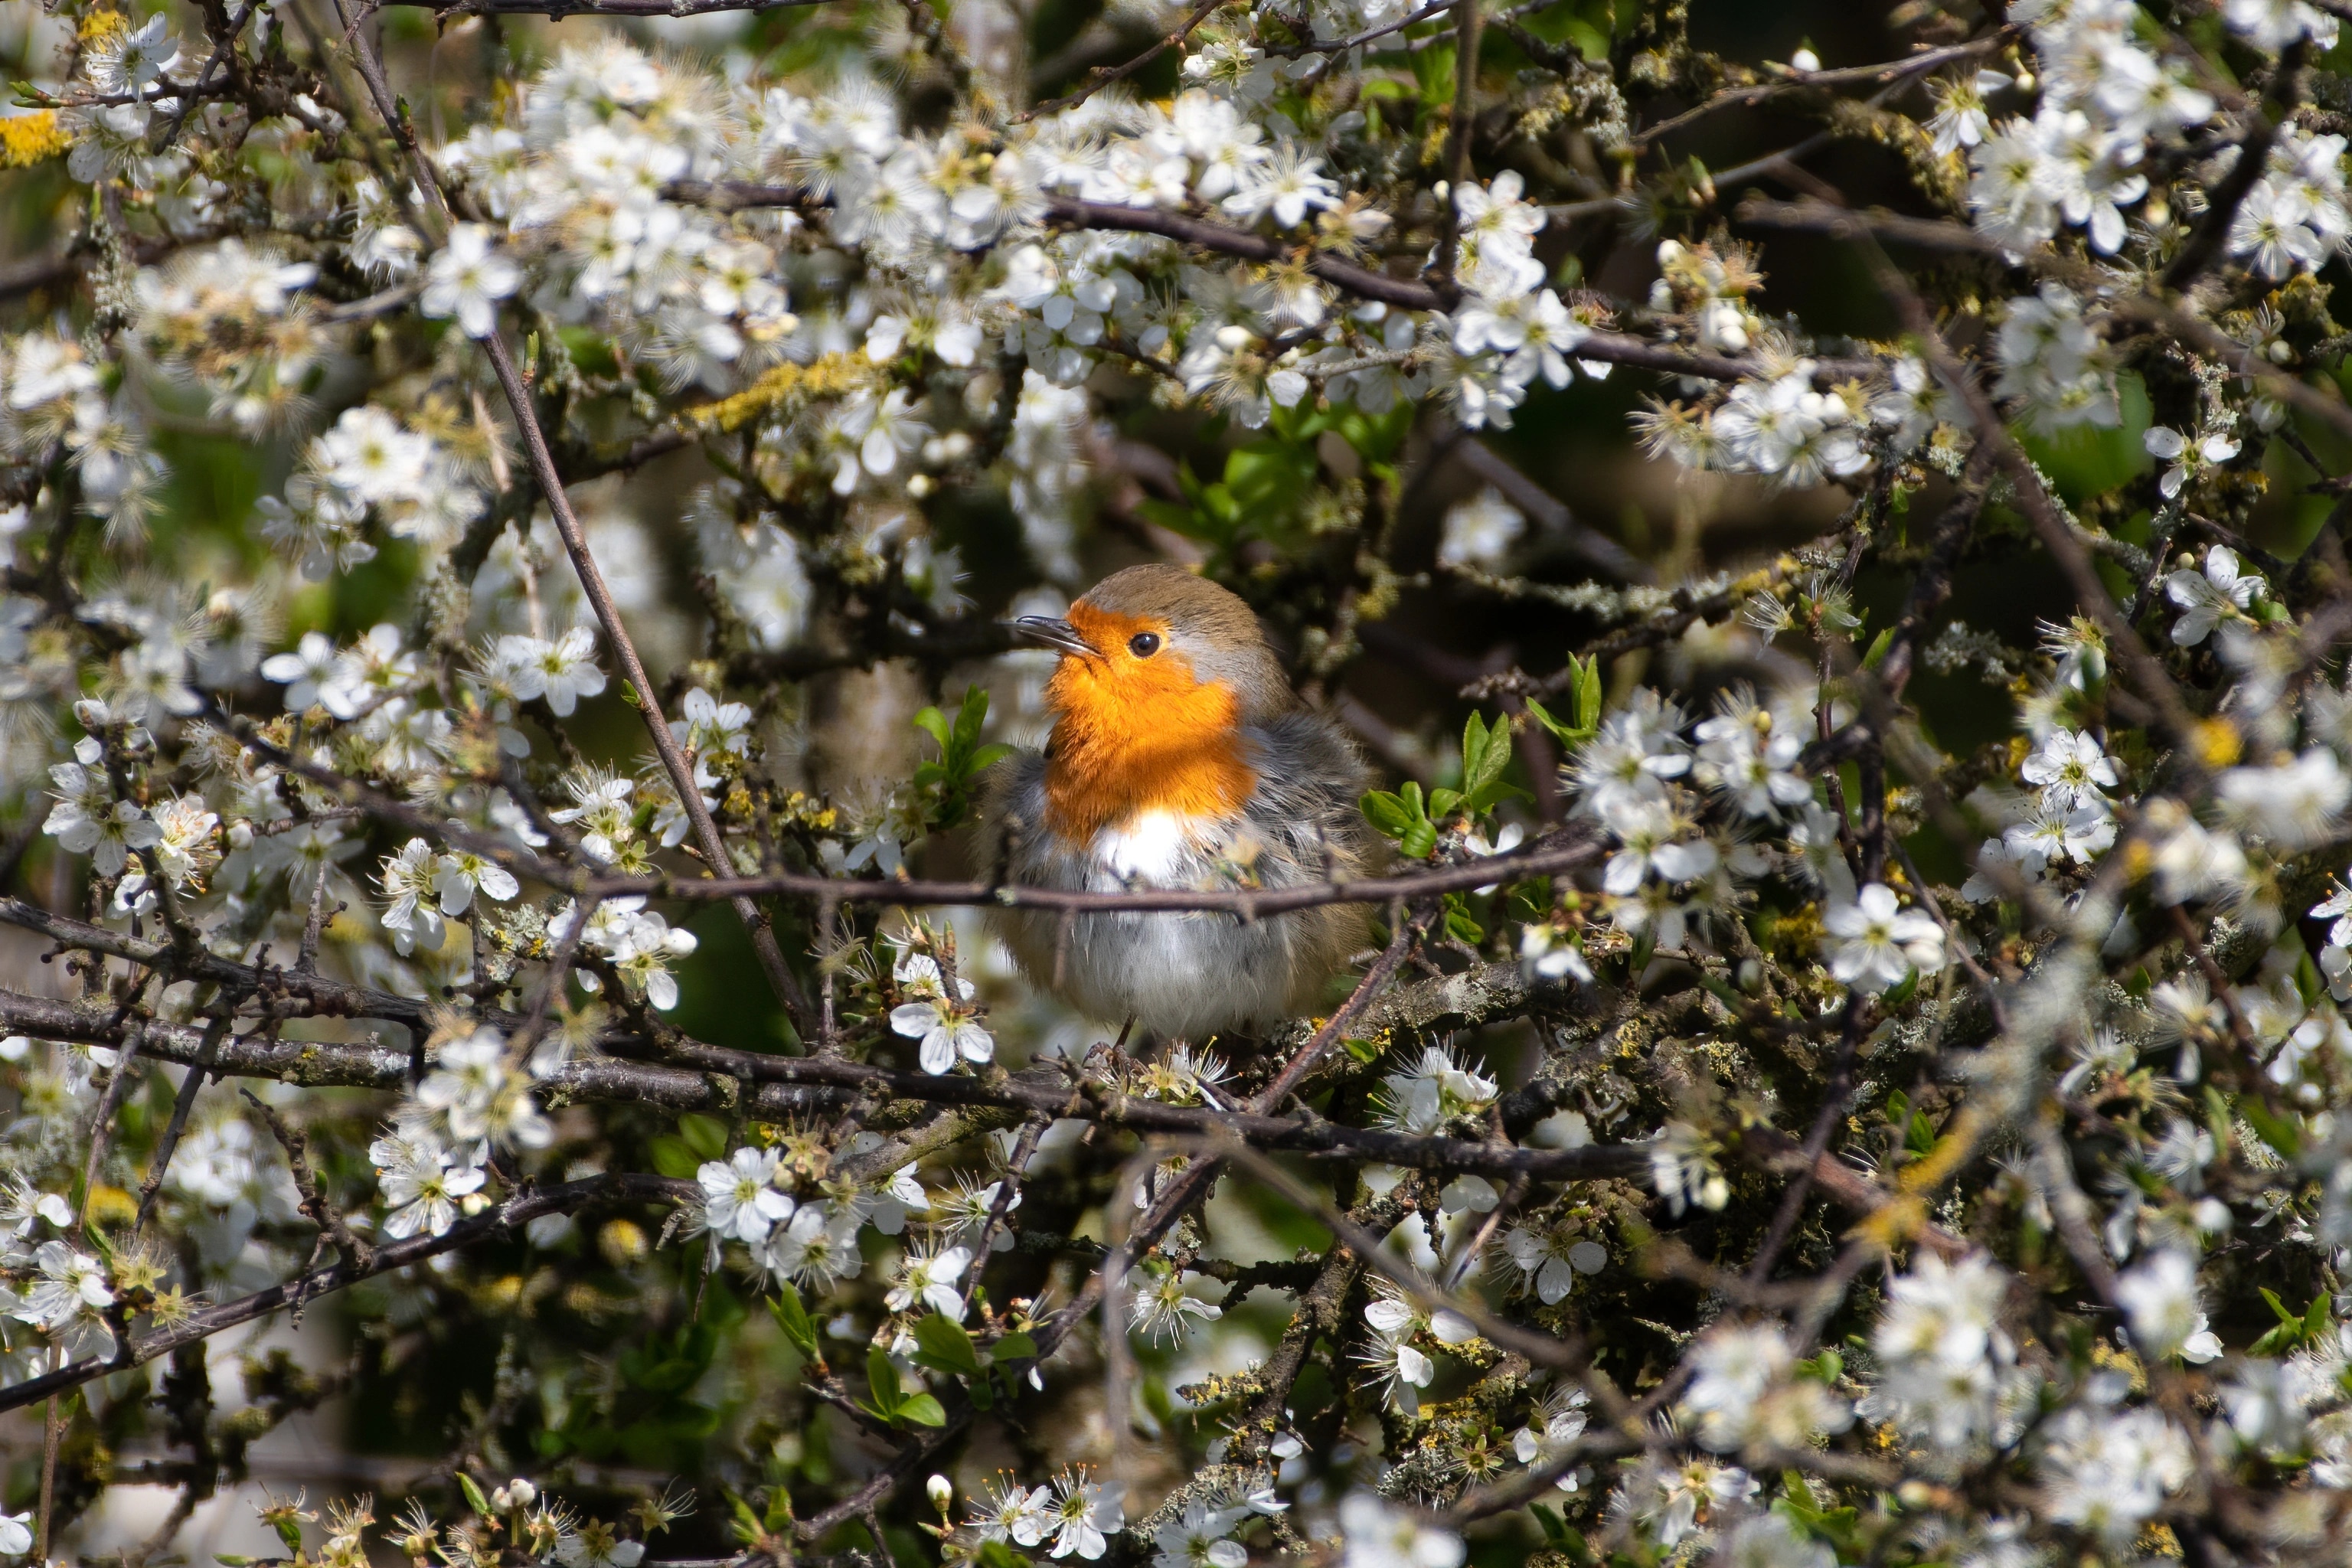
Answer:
[{"left": 977, "top": 564, "right": 1378, "bottom": 1042}]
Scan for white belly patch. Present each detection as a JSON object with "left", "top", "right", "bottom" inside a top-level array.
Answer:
[{"left": 1093, "top": 810, "right": 1201, "bottom": 882}]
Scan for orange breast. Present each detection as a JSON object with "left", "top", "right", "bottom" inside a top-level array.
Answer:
[{"left": 1041, "top": 606, "right": 1258, "bottom": 844}]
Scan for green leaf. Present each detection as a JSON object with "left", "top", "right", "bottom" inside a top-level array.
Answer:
[
  {"left": 1360, "top": 790, "right": 1418, "bottom": 839},
  {"left": 1443, "top": 895, "right": 1483, "bottom": 944},
  {"left": 769, "top": 1285, "right": 820, "bottom": 1359},
  {"left": 1527, "top": 665, "right": 1603, "bottom": 749},
  {"left": 1905, "top": 1112, "right": 1936, "bottom": 1158},
  {"left": 955, "top": 686, "right": 989, "bottom": 749},
  {"left": 978, "top": 1541, "right": 1029, "bottom": 1568},
  {"left": 1400, "top": 820, "right": 1438, "bottom": 860},
  {"left": 2242, "top": 1098, "right": 2304, "bottom": 1161},
  {"left": 897, "top": 1392, "right": 948, "bottom": 1427},
  {"left": 911, "top": 1313, "right": 987, "bottom": 1380},
  {"left": 988, "top": 1331, "right": 1038, "bottom": 1364},
  {"left": 459, "top": 1473, "right": 494, "bottom": 1520},
  {"left": 1136, "top": 496, "right": 1223, "bottom": 543},
  {"left": 1461, "top": 710, "right": 1491, "bottom": 786},
  {"left": 1860, "top": 627, "right": 1896, "bottom": 669},
  {"left": 1223, "top": 442, "right": 1314, "bottom": 512},
  {"left": 2203, "top": 1086, "right": 2237, "bottom": 1159},
  {"left": 1574, "top": 656, "right": 1603, "bottom": 733},
  {"left": 1523, "top": 696, "right": 1583, "bottom": 746},
  {"left": 1462, "top": 711, "right": 1512, "bottom": 799},
  {"left": 1412, "top": 38, "right": 1456, "bottom": 106},
  {"left": 867, "top": 1347, "right": 902, "bottom": 1410},
  {"left": 557, "top": 326, "right": 619, "bottom": 377},
  {"left": 678, "top": 1113, "right": 730, "bottom": 1160},
  {"left": 1336, "top": 401, "right": 1416, "bottom": 460},
  {"left": 913, "top": 686, "right": 1009, "bottom": 831},
  {"left": 647, "top": 1136, "right": 702, "bottom": 1180}
]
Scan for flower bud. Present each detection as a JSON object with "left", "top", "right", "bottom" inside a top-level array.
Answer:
[{"left": 926, "top": 1475, "right": 953, "bottom": 1514}]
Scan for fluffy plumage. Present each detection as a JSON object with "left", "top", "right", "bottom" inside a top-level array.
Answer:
[{"left": 977, "top": 567, "right": 1376, "bottom": 1040}]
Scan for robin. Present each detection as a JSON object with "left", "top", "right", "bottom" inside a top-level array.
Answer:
[{"left": 978, "top": 564, "right": 1377, "bottom": 1042}]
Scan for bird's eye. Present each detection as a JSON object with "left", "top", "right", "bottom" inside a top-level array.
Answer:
[{"left": 1129, "top": 632, "right": 1161, "bottom": 658}]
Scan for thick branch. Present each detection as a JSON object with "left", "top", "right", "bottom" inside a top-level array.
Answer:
[
  {"left": 0, "top": 984, "right": 1645, "bottom": 1181},
  {"left": 590, "top": 831, "right": 1599, "bottom": 913}
]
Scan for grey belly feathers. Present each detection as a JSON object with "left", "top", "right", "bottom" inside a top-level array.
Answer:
[{"left": 975, "top": 713, "right": 1377, "bottom": 1040}]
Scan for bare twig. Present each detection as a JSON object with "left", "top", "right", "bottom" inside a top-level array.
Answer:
[
  {"left": 240, "top": 1090, "right": 375, "bottom": 1272},
  {"left": 1017, "top": 0, "right": 1229, "bottom": 122}
]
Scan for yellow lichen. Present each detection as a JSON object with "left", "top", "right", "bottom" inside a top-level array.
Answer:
[
  {"left": 1896, "top": 1106, "right": 1985, "bottom": 1194},
  {"left": 0, "top": 110, "right": 74, "bottom": 169},
  {"left": 685, "top": 352, "right": 871, "bottom": 434},
  {"left": 1848, "top": 1193, "right": 1926, "bottom": 1253}
]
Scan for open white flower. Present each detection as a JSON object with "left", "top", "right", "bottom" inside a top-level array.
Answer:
[
  {"left": 432, "top": 849, "right": 521, "bottom": 916},
  {"left": 2020, "top": 728, "right": 2118, "bottom": 812},
  {"left": 2165, "top": 545, "right": 2264, "bottom": 646},
  {"left": 1821, "top": 883, "right": 1945, "bottom": 993},
  {"left": 1042, "top": 1468, "right": 1124, "bottom": 1561},
  {"left": 420, "top": 223, "right": 521, "bottom": 338},
  {"left": 698, "top": 1147, "right": 795, "bottom": 1245},
  {"left": 1438, "top": 488, "right": 1525, "bottom": 570},
  {"left": 1152, "top": 1499, "right": 1248, "bottom": 1568},
  {"left": 502, "top": 627, "right": 606, "bottom": 716},
  {"left": 1129, "top": 1267, "right": 1223, "bottom": 1344},
  {"left": 379, "top": 838, "right": 448, "bottom": 956},
  {"left": 2118, "top": 1250, "right": 2219, "bottom": 1362},
  {"left": 887, "top": 1243, "right": 972, "bottom": 1318},
  {"left": 891, "top": 995, "right": 994, "bottom": 1074},
  {"left": 1338, "top": 1493, "right": 1462, "bottom": 1568}
]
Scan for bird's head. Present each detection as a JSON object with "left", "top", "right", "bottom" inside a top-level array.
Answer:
[
  {"left": 1008, "top": 565, "right": 1291, "bottom": 836},
  {"left": 1013, "top": 564, "right": 1292, "bottom": 727}
]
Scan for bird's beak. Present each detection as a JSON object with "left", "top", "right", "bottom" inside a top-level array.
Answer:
[{"left": 1009, "top": 616, "right": 1099, "bottom": 660}]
